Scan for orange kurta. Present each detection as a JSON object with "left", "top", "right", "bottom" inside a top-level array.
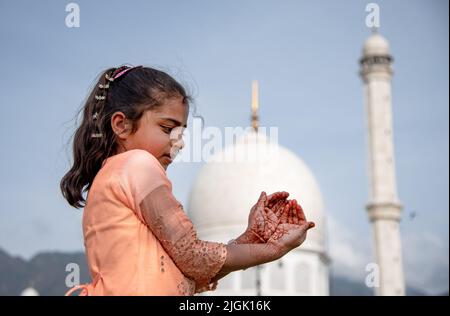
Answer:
[{"left": 66, "top": 149, "right": 226, "bottom": 296}]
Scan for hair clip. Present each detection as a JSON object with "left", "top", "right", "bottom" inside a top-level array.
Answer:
[
  {"left": 105, "top": 73, "right": 115, "bottom": 82},
  {"left": 112, "top": 65, "right": 143, "bottom": 80},
  {"left": 95, "top": 95, "right": 105, "bottom": 100},
  {"left": 92, "top": 112, "right": 99, "bottom": 121},
  {"left": 91, "top": 133, "right": 103, "bottom": 138},
  {"left": 98, "top": 83, "right": 109, "bottom": 89}
]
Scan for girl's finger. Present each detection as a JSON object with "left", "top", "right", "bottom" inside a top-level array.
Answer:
[
  {"left": 258, "top": 191, "right": 267, "bottom": 206},
  {"left": 273, "top": 203, "right": 280, "bottom": 217},
  {"left": 267, "top": 191, "right": 289, "bottom": 207},
  {"left": 292, "top": 201, "right": 299, "bottom": 225},
  {"left": 296, "top": 202, "right": 306, "bottom": 222},
  {"left": 289, "top": 199, "right": 297, "bottom": 225},
  {"left": 280, "top": 203, "right": 289, "bottom": 223},
  {"left": 257, "top": 211, "right": 265, "bottom": 234},
  {"left": 265, "top": 211, "right": 277, "bottom": 240},
  {"left": 290, "top": 199, "right": 304, "bottom": 222},
  {"left": 286, "top": 202, "right": 291, "bottom": 224},
  {"left": 272, "top": 200, "right": 283, "bottom": 217},
  {"left": 267, "top": 210, "right": 279, "bottom": 229},
  {"left": 275, "top": 200, "right": 286, "bottom": 218}
]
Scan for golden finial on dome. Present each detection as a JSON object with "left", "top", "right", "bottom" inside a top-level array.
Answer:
[{"left": 251, "top": 80, "right": 259, "bottom": 131}]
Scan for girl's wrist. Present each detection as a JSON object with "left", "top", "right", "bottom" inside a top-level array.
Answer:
[
  {"left": 266, "top": 239, "right": 287, "bottom": 261},
  {"left": 251, "top": 242, "right": 285, "bottom": 265}
]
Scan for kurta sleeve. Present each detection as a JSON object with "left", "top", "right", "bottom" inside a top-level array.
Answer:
[
  {"left": 139, "top": 185, "right": 227, "bottom": 291},
  {"left": 116, "top": 150, "right": 227, "bottom": 292}
]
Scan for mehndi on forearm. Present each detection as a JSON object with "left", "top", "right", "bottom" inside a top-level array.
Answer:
[{"left": 211, "top": 243, "right": 281, "bottom": 283}]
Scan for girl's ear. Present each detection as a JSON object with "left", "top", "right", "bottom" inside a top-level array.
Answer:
[{"left": 111, "top": 111, "right": 132, "bottom": 140}]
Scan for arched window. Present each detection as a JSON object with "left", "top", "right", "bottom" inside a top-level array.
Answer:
[
  {"left": 270, "top": 260, "right": 285, "bottom": 290},
  {"left": 241, "top": 267, "right": 256, "bottom": 289},
  {"left": 295, "top": 262, "right": 311, "bottom": 294}
]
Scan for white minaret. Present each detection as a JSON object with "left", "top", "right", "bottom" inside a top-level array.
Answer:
[{"left": 360, "top": 31, "right": 405, "bottom": 296}]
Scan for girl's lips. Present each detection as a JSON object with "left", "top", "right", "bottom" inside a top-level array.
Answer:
[{"left": 162, "top": 155, "right": 172, "bottom": 163}]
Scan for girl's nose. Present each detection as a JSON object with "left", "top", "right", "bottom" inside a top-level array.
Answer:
[
  {"left": 170, "top": 139, "right": 184, "bottom": 158},
  {"left": 169, "top": 127, "right": 185, "bottom": 159},
  {"left": 170, "top": 127, "right": 185, "bottom": 148},
  {"left": 175, "top": 137, "right": 185, "bottom": 150}
]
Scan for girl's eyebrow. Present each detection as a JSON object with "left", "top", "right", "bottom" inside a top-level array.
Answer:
[{"left": 160, "top": 117, "right": 187, "bottom": 128}]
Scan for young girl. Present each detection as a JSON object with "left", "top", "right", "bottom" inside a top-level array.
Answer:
[{"left": 61, "top": 65, "right": 315, "bottom": 296}]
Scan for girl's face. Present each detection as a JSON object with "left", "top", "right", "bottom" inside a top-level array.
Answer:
[{"left": 112, "top": 96, "right": 188, "bottom": 170}]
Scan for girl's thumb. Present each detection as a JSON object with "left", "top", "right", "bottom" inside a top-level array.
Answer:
[
  {"left": 258, "top": 191, "right": 267, "bottom": 204},
  {"left": 298, "top": 221, "right": 315, "bottom": 235}
]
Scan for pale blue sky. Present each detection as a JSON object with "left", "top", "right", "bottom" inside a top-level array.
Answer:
[{"left": 0, "top": 0, "right": 448, "bottom": 294}]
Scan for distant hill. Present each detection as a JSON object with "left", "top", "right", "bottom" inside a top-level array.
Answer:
[
  {"left": 0, "top": 248, "right": 90, "bottom": 296},
  {"left": 0, "top": 248, "right": 436, "bottom": 296},
  {"left": 330, "top": 274, "right": 373, "bottom": 296},
  {"left": 329, "top": 274, "right": 428, "bottom": 296}
]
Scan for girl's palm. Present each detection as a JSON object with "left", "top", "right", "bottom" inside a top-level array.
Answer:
[{"left": 246, "top": 191, "right": 289, "bottom": 243}]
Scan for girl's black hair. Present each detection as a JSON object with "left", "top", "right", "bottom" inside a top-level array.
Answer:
[{"left": 60, "top": 66, "right": 192, "bottom": 209}]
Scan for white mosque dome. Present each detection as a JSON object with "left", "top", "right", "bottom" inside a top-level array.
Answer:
[
  {"left": 363, "top": 33, "right": 390, "bottom": 56},
  {"left": 188, "top": 130, "right": 327, "bottom": 253},
  {"left": 20, "top": 287, "right": 39, "bottom": 296}
]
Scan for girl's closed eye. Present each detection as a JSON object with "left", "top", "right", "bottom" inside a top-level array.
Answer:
[{"left": 161, "top": 125, "right": 173, "bottom": 134}]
